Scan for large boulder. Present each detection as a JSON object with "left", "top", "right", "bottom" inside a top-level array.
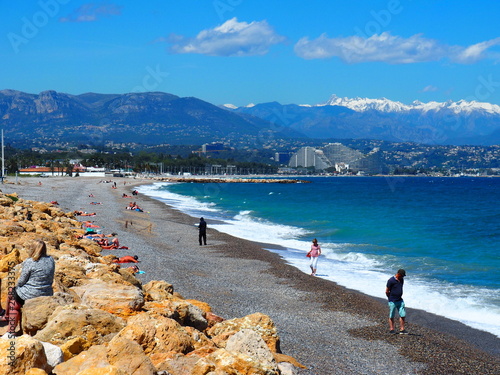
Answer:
[
  {"left": 40, "top": 341, "right": 64, "bottom": 368},
  {"left": 113, "top": 312, "right": 194, "bottom": 356},
  {"left": 192, "top": 348, "right": 280, "bottom": 375},
  {"left": 54, "top": 258, "right": 89, "bottom": 288},
  {"left": 207, "top": 312, "right": 280, "bottom": 352},
  {"left": 225, "top": 329, "right": 277, "bottom": 370},
  {"left": 34, "top": 305, "right": 126, "bottom": 346},
  {"left": 22, "top": 293, "right": 76, "bottom": 335},
  {"left": 0, "top": 334, "right": 51, "bottom": 374},
  {"left": 171, "top": 300, "right": 208, "bottom": 331},
  {"left": 53, "top": 337, "right": 156, "bottom": 375},
  {"left": 73, "top": 280, "right": 145, "bottom": 316},
  {"left": 142, "top": 280, "right": 174, "bottom": 301}
]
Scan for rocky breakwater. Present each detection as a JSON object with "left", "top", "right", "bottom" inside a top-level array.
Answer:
[
  {"left": 0, "top": 192, "right": 304, "bottom": 374},
  {"left": 151, "top": 177, "right": 311, "bottom": 184}
]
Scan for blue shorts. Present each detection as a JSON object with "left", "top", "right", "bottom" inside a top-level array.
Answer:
[{"left": 388, "top": 300, "right": 406, "bottom": 318}]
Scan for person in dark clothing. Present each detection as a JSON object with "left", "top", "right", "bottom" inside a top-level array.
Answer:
[
  {"left": 198, "top": 217, "right": 207, "bottom": 245},
  {"left": 385, "top": 268, "right": 408, "bottom": 334}
]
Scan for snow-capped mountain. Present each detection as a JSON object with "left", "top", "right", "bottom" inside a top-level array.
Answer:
[
  {"left": 321, "top": 94, "right": 412, "bottom": 113},
  {"left": 227, "top": 95, "right": 500, "bottom": 146},
  {"left": 321, "top": 94, "right": 500, "bottom": 115}
]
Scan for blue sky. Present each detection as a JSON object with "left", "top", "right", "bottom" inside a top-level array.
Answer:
[{"left": 2, "top": 0, "right": 500, "bottom": 106}]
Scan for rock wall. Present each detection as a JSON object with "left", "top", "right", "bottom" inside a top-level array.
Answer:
[{"left": 0, "top": 193, "right": 304, "bottom": 374}]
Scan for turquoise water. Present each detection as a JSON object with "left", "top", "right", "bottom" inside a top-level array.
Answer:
[{"left": 138, "top": 176, "right": 500, "bottom": 336}]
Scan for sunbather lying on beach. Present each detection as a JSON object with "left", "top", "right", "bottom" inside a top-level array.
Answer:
[
  {"left": 77, "top": 232, "right": 117, "bottom": 239},
  {"left": 98, "top": 237, "right": 129, "bottom": 250},
  {"left": 112, "top": 255, "right": 139, "bottom": 263},
  {"left": 82, "top": 221, "right": 100, "bottom": 228},
  {"left": 122, "top": 193, "right": 132, "bottom": 198},
  {"left": 126, "top": 202, "right": 143, "bottom": 212},
  {"left": 75, "top": 211, "right": 97, "bottom": 216}
]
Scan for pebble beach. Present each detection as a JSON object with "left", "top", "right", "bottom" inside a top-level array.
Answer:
[{"left": 2, "top": 176, "right": 499, "bottom": 375}]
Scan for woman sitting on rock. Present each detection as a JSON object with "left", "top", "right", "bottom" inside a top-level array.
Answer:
[{"left": 1, "top": 239, "right": 55, "bottom": 335}]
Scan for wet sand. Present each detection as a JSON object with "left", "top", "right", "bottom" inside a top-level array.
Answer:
[{"left": 2, "top": 176, "right": 499, "bottom": 374}]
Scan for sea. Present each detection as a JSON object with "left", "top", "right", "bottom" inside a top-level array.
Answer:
[{"left": 137, "top": 176, "right": 500, "bottom": 337}]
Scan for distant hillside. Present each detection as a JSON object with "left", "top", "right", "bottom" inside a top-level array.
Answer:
[
  {"left": 0, "top": 90, "right": 304, "bottom": 147},
  {"left": 226, "top": 95, "right": 500, "bottom": 146}
]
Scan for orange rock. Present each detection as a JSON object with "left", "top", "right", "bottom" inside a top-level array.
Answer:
[
  {"left": 207, "top": 312, "right": 280, "bottom": 353},
  {"left": 0, "top": 335, "right": 51, "bottom": 374}
]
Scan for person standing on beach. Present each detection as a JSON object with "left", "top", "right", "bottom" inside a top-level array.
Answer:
[
  {"left": 198, "top": 217, "right": 207, "bottom": 246},
  {"left": 386, "top": 269, "right": 408, "bottom": 334},
  {"left": 308, "top": 238, "right": 322, "bottom": 276}
]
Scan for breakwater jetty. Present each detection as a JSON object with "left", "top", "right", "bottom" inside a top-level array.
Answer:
[{"left": 150, "top": 177, "right": 311, "bottom": 184}]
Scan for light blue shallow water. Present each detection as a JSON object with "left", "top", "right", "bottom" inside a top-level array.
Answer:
[{"left": 138, "top": 176, "right": 500, "bottom": 336}]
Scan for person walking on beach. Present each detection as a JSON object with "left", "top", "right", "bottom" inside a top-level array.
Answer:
[
  {"left": 307, "top": 238, "right": 322, "bottom": 276},
  {"left": 386, "top": 269, "right": 408, "bottom": 334},
  {"left": 198, "top": 217, "right": 207, "bottom": 246}
]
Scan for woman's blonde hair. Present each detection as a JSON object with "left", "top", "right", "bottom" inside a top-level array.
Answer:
[{"left": 30, "top": 239, "right": 47, "bottom": 261}]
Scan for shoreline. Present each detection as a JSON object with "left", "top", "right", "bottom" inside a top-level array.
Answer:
[{"left": 2, "top": 176, "right": 499, "bottom": 374}]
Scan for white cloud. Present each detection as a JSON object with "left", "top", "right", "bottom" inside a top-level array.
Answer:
[
  {"left": 421, "top": 85, "right": 439, "bottom": 92},
  {"left": 60, "top": 3, "right": 122, "bottom": 23},
  {"left": 294, "top": 32, "right": 500, "bottom": 64},
  {"left": 168, "top": 18, "right": 286, "bottom": 56},
  {"left": 453, "top": 37, "right": 500, "bottom": 63}
]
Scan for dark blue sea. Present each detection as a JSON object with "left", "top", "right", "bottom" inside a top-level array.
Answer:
[{"left": 138, "top": 176, "right": 500, "bottom": 337}]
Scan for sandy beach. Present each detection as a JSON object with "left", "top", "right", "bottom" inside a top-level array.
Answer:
[{"left": 2, "top": 176, "right": 499, "bottom": 375}]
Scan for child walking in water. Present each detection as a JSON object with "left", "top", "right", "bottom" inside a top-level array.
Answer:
[{"left": 308, "top": 238, "right": 322, "bottom": 276}]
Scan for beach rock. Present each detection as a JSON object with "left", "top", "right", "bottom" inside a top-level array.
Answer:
[
  {"left": 34, "top": 304, "right": 126, "bottom": 346},
  {"left": 113, "top": 312, "right": 195, "bottom": 355},
  {"left": 106, "top": 336, "right": 157, "bottom": 374},
  {"left": 86, "top": 264, "right": 139, "bottom": 287},
  {"left": 73, "top": 239, "right": 103, "bottom": 257},
  {"left": 278, "top": 362, "right": 299, "bottom": 375},
  {"left": 0, "top": 239, "right": 16, "bottom": 256},
  {"left": 74, "top": 280, "right": 145, "bottom": 316},
  {"left": 70, "top": 366, "right": 126, "bottom": 375},
  {"left": 59, "top": 336, "right": 91, "bottom": 361},
  {"left": 118, "top": 267, "right": 142, "bottom": 288},
  {"left": 172, "top": 300, "right": 208, "bottom": 331},
  {"left": 54, "top": 258, "right": 89, "bottom": 288},
  {"left": 274, "top": 353, "right": 306, "bottom": 369},
  {"left": 154, "top": 353, "right": 202, "bottom": 375},
  {"left": 225, "top": 329, "right": 277, "bottom": 370},
  {"left": 0, "top": 334, "right": 51, "bottom": 374},
  {"left": 182, "top": 326, "right": 218, "bottom": 353},
  {"left": 208, "top": 312, "right": 280, "bottom": 352},
  {"left": 53, "top": 337, "right": 156, "bottom": 375},
  {"left": 0, "top": 247, "right": 20, "bottom": 271},
  {"left": 22, "top": 293, "right": 76, "bottom": 335},
  {"left": 40, "top": 341, "right": 64, "bottom": 368},
  {"left": 143, "top": 300, "right": 179, "bottom": 321},
  {"left": 25, "top": 369, "right": 49, "bottom": 375},
  {"left": 192, "top": 348, "right": 280, "bottom": 375},
  {"left": 205, "top": 311, "right": 225, "bottom": 328},
  {"left": 143, "top": 279, "right": 174, "bottom": 301},
  {"left": 52, "top": 344, "right": 109, "bottom": 374},
  {"left": 0, "top": 223, "right": 25, "bottom": 236}
]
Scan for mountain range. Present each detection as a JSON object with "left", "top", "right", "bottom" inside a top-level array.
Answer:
[
  {"left": 0, "top": 89, "right": 303, "bottom": 147},
  {"left": 1, "top": 89, "right": 499, "bottom": 148},
  {"left": 225, "top": 95, "right": 500, "bottom": 146}
]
